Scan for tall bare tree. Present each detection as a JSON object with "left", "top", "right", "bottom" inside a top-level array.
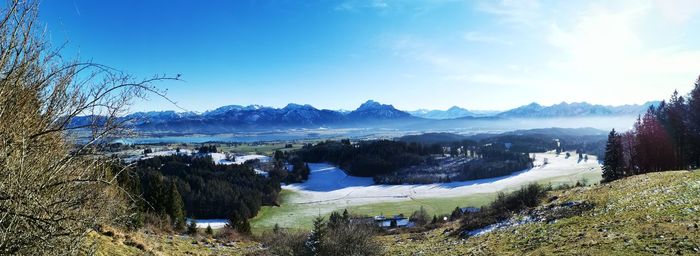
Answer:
[{"left": 0, "top": 1, "right": 177, "bottom": 254}]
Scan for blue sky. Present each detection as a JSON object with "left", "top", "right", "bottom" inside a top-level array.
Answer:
[{"left": 39, "top": 0, "right": 700, "bottom": 112}]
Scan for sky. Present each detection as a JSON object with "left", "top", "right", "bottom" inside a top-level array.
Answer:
[{"left": 37, "top": 0, "right": 700, "bottom": 113}]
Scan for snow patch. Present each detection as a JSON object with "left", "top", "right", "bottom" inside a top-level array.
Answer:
[{"left": 283, "top": 152, "right": 601, "bottom": 207}]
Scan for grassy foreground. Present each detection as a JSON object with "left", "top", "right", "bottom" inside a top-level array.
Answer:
[
  {"left": 90, "top": 228, "right": 262, "bottom": 256},
  {"left": 380, "top": 170, "right": 700, "bottom": 255}
]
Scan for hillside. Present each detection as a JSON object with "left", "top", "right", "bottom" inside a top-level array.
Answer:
[{"left": 380, "top": 170, "right": 700, "bottom": 255}]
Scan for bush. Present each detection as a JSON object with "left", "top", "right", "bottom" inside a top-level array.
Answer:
[
  {"left": 262, "top": 210, "right": 383, "bottom": 256},
  {"left": 460, "top": 183, "right": 550, "bottom": 233},
  {"left": 143, "top": 213, "right": 173, "bottom": 235},
  {"left": 410, "top": 206, "right": 430, "bottom": 227},
  {"left": 187, "top": 220, "right": 198, "bottom": 236},
  {"left": 262, "top": 231, "right": 309, "bottom": 256},
  {"left": 214, "top": 226, "right": 246, "bottom": 242},
  {"left": 319, "top": 222, "right": 382, "bottom": 256}
]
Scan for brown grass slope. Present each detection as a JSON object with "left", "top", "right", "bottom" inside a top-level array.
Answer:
[{"left": 380, "top": 171, "right": 700, "bottom": 255}]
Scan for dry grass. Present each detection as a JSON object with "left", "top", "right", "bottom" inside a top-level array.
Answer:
[
  {"left": 90, "top": 226, "right": 264, "bottom": 256},
  {"left": 379, "top": 171, "right": 700, "bottom": 255}
]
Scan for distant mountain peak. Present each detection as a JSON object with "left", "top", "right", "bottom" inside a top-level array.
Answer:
[
  {"left": 349, "top": 100, "right": 411, "bottom": 120},
  {"left": 357, "top": 100, "right": 384, "bottom": 111},
  {"left": 283, "top": 103, "right": 314, "bottom": 110}
]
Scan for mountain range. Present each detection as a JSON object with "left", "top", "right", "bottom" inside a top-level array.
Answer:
[
  {"left": 111, "top": 100, "right": 416, "bottom": 132},
  {"left": 72, "top": 100, "right": 658, "bottom": 133},
  {"left": 496, "top": 101, "right": 659, "bottom": 118}
]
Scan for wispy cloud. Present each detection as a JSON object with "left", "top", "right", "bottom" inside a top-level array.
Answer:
[
  {"left": 334, "top": 0, "right": 390, "bottom": 12},
  {"left": 389, "top": 37, "right": 450, "bottom": 68},
  {"left": 72, "top": 0, "right": 81, "bottom": 16},
  {"left": 335, "top": 0, "right": 459, "bottom": 14},
  {"left": 477, "top": 0, "right": 542, "bottom": 27},
  {"left": 463, "top": 31, "right": 513, "bottom": 45}
]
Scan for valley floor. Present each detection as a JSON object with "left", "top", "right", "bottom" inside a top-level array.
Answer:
[{"left": 252, "top": 152, "right": 602, "bottom": 232}]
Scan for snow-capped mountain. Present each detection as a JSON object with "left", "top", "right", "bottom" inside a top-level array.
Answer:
[
  {"left": 497, "top": 101, "right": 658, "bottom": 118},
  {"left": 202, "top": 105, "right": 264, "bottom": 116},
  {"left": 346, "top": 100, "right": 413, "bottom": 120},
  {"left": 409, "top": 106, "right": 477, "bottom": 119}
]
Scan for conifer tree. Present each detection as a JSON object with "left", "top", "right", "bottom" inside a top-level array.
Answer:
[
  {"left": 238, "top": 219, "right": 252, "bottom": 235},
  {"left": 206, "top": 225, "right": 214, "bottom": 236},
  {"left": 306, "top": 216, "right": 325, "bottom": 255},
  {"left": 342, "top": 209, "right": 350, "bottom": 221},
  {"left": 167, "top": 182, "right": 186, "bottom": 230},
  {"left": 603, "top": 129, "right": 624, "bottom": 182},
  {"left": 688, "top": 76, "right": 700, "bottom": 168}
]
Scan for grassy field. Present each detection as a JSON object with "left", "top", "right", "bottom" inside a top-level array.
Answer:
[
  {"left": 380, "top": 170, "right": 700, "bottom": 255},
  {"left": 251, "top": 192, "right": 497, "bottom": 234}
]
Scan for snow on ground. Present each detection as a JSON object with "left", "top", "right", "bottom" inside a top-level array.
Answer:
[
  {"left": 149, "top": 149, "right": 193, "bottom": 157},
  {"left": 282, "top": 152, "right": 600, "bottom": 208},
  {"left": 208, "top": 153, "right": 270, "bottom": 165},
  {"left": 123, "top": 149, "right": 193, "bottom": 163},
  {"left": 209, "top": 153, "right": 232, "bottom": 165},
  {"left": 233, "top": 154, "right": 271, "bottom": 165},
  {"left": 186, "top": 218, "right": 228, "bottom": 229}
]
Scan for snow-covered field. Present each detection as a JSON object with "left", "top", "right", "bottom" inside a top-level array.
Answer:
[{"left": 282, "top": 152, "right": 601, "bottom": 208}]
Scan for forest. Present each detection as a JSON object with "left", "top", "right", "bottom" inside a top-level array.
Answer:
[
  {"left": 603, "top": 77, "right": 700, "bottom": 182},
  {"left": 294, "top": 139, "right": 441, "bottom": 177},
  {"left": 118, "top": 155, "right": 281, "bottom": 231}
]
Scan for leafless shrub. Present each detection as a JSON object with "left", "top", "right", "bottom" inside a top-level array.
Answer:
[
  {"left": 260, "top": 230, "right": 309, "bottom": 256},
  {"left": 0, "top": 0, "right": 177, "bottom": 254}
]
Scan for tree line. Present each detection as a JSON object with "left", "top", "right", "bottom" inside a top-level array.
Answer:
[
  {"left": 603, "top": 76, "right": 700, "bottom": 182},
  {"left": 294, "top": 139, "right": 441, "bottom": 177}
]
